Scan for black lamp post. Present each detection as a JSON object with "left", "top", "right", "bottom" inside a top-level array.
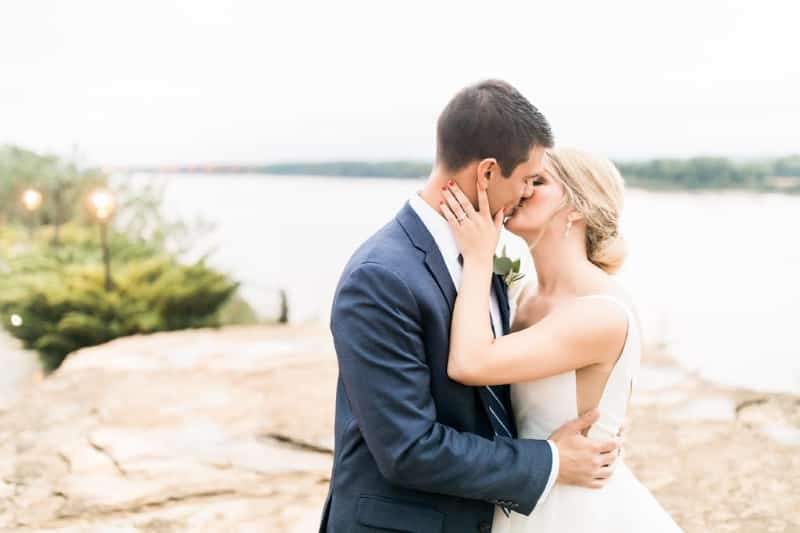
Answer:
[
  {"left": 21, "top": 188, "right": 43, "bottom": 238},
  {"left": 88, "top": 189, "right": 116, "bottom": 291}
]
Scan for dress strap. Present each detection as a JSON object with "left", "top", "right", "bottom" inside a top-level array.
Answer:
[
  {"left": 578, "top": 293, "right": 640, "bottom": 386},
  {"left": 577, "top": 294, "right": 633, "bottom": 319}
]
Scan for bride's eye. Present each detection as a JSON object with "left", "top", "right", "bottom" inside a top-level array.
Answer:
[{"left": 533, "top": 178, "right": 545, "bottom": 186}]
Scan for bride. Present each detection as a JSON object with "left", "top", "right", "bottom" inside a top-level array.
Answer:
[{"left": 439, "top": 148, "right": 682, "bottom": 532}]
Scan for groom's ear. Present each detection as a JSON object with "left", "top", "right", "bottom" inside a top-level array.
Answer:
[{"left": 476, "top": 157, "right": 498, "bottom": 188}]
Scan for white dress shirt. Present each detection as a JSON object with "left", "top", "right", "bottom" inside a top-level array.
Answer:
[{"left": 408, "top": 193, "right": 559, "bottom": 511}]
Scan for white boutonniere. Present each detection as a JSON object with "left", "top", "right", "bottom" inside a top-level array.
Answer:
[{"left": 493, "top": 245, "right": 525, "bottom": 287}]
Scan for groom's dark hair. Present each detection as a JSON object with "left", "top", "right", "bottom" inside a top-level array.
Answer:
[{"left": 436, "top": 79, "right": 553, "bottom": 177}]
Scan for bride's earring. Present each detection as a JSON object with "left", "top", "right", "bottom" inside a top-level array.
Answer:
[{"left": 564, "top": 219, "right": 573, "bottom": 238}]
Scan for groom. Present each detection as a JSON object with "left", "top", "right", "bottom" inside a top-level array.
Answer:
[{"left": 320, "top": 80, "right": 620, "bottom": 533}]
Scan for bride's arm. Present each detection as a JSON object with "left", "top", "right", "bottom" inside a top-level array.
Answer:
[{"left": 441, "top": 182, "right": 627, "bottom": 387}]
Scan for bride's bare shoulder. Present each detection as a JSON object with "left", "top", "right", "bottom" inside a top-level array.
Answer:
[
  {"left": 597, "top": 279, "right": 640, "bottom": 320},
  {"left": 576, "top": 278, "right": 641, "bottom": 344}
]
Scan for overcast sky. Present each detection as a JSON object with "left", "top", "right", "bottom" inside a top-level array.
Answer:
[{"left": 1, "top": 0, "right": 798, "bottom": 166}]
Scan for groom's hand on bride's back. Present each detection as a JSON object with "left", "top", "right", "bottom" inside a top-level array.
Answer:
[{"left": 548, "top": 408, "right": 622, "bottom": 489}]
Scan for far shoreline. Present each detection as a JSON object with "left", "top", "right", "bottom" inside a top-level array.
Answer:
[
  {"left": 122, "top": 170, "right": 800, "bottom": 195},
  {"left": 113, "top": 153, "right": 800, "bottom": 194}
]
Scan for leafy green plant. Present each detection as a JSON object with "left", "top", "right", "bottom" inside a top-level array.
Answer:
[
  {"left": 0, "top": 253, "right": 239, "bottom": 370},
  {"left": 1, "top": 144, "right": 255, "bottom": 371}
]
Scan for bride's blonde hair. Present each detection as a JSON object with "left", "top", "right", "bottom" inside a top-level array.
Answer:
[{"left": 544, "top": 148, "right": 627, "bottom": 274}]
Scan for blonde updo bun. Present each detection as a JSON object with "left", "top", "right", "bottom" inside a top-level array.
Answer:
[
  {"left": 589, "top": 234, "right": 627, "bottom": 275},
  {"left": 544, "top": 148, "right": 627, "bottom": 274}
]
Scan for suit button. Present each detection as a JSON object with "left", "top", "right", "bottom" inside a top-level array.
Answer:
[{"left": 479, "top": 522, "right": 491, "bottom": 533}]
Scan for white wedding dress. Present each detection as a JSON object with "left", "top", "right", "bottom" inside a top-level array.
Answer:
[{"left": 492, "top": 294, "right": 683, "bottom": 533}]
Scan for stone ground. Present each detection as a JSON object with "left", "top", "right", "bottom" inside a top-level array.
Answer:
[
  {"left": 0, "top": 332, "right": 42, "bottom": 412},
  {"left": 0, "top": 324, "right": 798, "bottom": 532}
]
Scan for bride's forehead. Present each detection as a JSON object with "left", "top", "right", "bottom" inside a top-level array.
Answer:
[{"left": 540, "top": 169, "right": 557, "bottom": 180}]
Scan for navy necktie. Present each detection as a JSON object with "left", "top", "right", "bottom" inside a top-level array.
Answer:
[{"left": 457, "top": 254, "right": 513, "bottom": 439}]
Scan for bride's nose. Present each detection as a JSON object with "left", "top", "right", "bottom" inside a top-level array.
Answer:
[{"left": 522, "top": 182, "right": 535, "bottom": 198}]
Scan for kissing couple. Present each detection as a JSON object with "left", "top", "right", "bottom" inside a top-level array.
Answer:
[{"left": 320, "top": 80, "right": 682, "bottom": 533}]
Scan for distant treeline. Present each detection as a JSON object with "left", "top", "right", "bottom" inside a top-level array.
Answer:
[
  {"left": 260, "top": 161, "right": 430, "bottom": 178},
  {"left": 255, "top": 156, "right": 800, "bottom": 192},
  {"left": 130, "top": 155, "right": 800, "bottom": 192},
  {"left": 618, "top": 155, "right": 800, "bottom": 191}
]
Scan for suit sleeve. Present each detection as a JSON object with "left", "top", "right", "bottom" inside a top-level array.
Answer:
[{"left": 331, "top": 261, "right": 552, "bottom": 515}]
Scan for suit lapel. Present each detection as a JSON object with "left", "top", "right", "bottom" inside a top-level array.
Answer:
[
  {"left": 424, "top": 253, "right": 456, "bottom": 311},
  {"left": 396, "top": 202, "right": 456, "bottom": 311},
  {"left": 397, "top": 202, "right": 516, "bottom": 435}
]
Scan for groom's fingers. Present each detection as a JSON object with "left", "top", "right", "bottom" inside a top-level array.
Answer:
[
  {"left": 590, "top": 462, "right": 616, "bottom": 486},
  {"left": 599, "top": 447, "right": 620, "bottom": 465},
  {"left": 548, "top": 408, "right": 599, "bottom": 441},
  {"left": 594, "top": 464, "right": 614, "bottom": 480},
  {"left": 595, "top": 438, "right": 621, "bottom": 455},
  {"left": 574, "top": 408, "right": 601, "bottom": 434}
]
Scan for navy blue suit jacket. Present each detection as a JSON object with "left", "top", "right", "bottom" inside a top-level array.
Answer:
[{"left": 320, "top": 202, "right": 553, "bottom": 533}]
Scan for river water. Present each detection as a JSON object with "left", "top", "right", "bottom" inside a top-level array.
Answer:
[{"left": 125, "top": 173, "right": 800, "bottom": 395}]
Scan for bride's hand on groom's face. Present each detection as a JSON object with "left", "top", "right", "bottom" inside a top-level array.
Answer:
[
  {"left": 439, "top": 179, "right": 504, "bottom": 264},
  {"left": 549, "top": 408, "right": 623, "bottom": 489}
]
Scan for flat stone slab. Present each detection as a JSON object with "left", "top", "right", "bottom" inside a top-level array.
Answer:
[
  {"left": 0, "top": 331, "right": 41, "bottom": 411},
  {"left": 0, "top": 325, "right": 797, "bottom": 532},
  {"left": 0, "top": 325, "right": 333, "bottom": 532}
]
